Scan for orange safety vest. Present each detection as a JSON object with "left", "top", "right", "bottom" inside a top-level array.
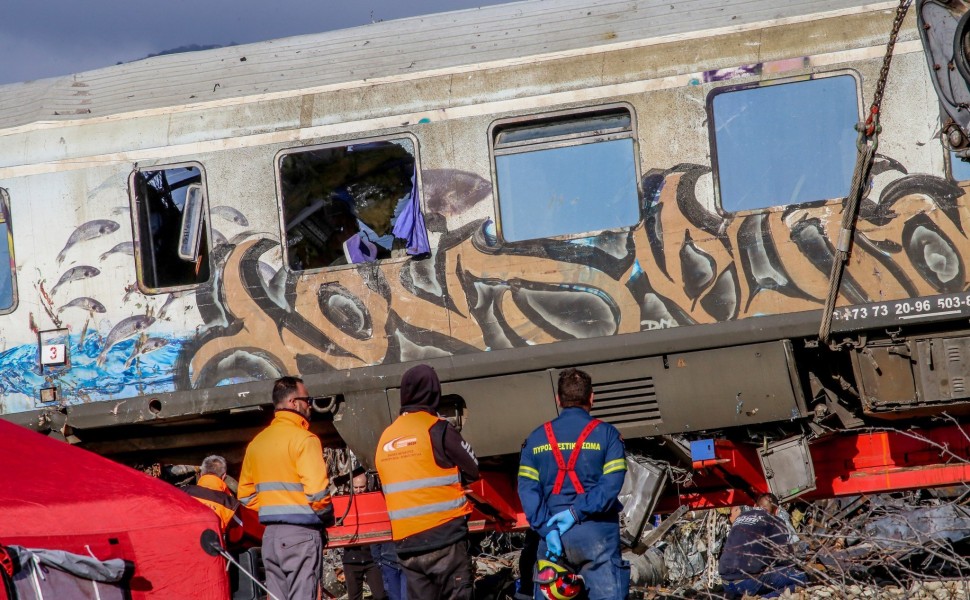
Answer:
[
  {"left": 185, "top": 473, "right": 239, "bottom": 531},
  {"left": 375, "top": 411, "right": 470, "bottom": 541}
]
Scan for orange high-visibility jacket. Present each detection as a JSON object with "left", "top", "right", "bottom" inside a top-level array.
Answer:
[
  {"left": 238, "top": 410, "right": 333, "bottom": 526},
  {"left": 185, "top": 473, "right": 238, "bottom": 531},
  {"left": 375, "top": 411, "right": 470, "bottom": 541}
]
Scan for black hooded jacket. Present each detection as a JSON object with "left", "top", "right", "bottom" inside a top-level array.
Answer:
[{"left": 393, "top": 365, "right": 480, "bottom": 554}]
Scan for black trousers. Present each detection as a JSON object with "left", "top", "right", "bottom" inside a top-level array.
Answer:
[
  {"left": 343, "top": 559, "right": 388, "bottom": 600},
  {"left": 399, "top": 539, "right": 474, "bottom": 600}
]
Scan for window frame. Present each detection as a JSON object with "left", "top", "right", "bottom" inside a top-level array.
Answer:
[
  {"left": 488, "top": 102, "right": 643, "bottom": 244},
  {"left": 128, "top": 161, "right": 213, "bottom": 295},
  {"left": 706, "top": 69, "right": 863, "bottom": 215},
  {"left": 0, "top": 188, "right": 18, "bottom": 315},
  {"left": 274, "top": 132, "right": 424, "bottom": 274},
  {"left": 946, "top": 145, "right": 970, "bottom": 182}
]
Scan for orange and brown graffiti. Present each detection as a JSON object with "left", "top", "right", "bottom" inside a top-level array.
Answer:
[{"left": 182, "top": 163, "right": 970, "bottom": 385}]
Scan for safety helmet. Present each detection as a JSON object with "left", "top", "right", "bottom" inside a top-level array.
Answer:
[{"left": 535, "top": 558, "right": 584, "bottom": 600}]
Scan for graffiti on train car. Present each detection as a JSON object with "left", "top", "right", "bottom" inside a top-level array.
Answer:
[
  {"left": 181, "top": 161, "right": 970, "bottom": 386},
  {"left": 2, "top": 159, "right": 969, "bottom": 410}
]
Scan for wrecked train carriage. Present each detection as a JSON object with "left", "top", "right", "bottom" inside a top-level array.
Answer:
[{"left": 0, "top": 0, "right": 968, "bottom": 503}]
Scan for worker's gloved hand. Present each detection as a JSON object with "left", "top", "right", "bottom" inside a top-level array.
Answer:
[
  {"left": 546, "top": 509, "right": 577, "bottom": 536},
  {"left": 545, "top": 530, "right": 563, "bottom": 559}
]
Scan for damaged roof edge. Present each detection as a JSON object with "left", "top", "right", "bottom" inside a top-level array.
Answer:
[{"left": 0, "top": 0, "right": 895, "bottom": 131}]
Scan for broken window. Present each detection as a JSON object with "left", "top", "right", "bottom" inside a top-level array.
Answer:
[
  {"left": 0, "top": 189, "right": 17, "bottom": 314},
  {"left": 491, "top": 106, "right": 641, "bottom": 242},
  {"left": 130, "top": 164, "right": 211, "bottom": 292},
  {"left": 950, "top": 150, "right": 970, "bottom": 181},
  {"left": 278, "top": 137, "right": 427, "bottom": 271},
  {"left": 709, "top": 73, "right": 860, "bottom": 212}
]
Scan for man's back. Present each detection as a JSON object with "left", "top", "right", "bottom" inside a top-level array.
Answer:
[
  {"left": 718, "top": 508, "right": 791, "bottom": 580},
  {"left": 520, "top": 407, "right": 626, "bottom": 526},
  {"left": 239, "top": 410, "right": 332, "bottom": 527}
]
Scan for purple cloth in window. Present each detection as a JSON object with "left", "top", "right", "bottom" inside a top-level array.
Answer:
[
  {"left": 391, "top": 176, "right": 430, "bottom": 255},
  {"left": 343, "top": 234, "right": 378, "bottom": 264}
]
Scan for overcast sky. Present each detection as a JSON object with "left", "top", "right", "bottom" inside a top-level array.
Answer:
[{"left": 0, "top": 0, "right": 519, "bottom": 85}]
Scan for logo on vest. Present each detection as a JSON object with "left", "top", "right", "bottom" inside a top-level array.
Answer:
[{"left": 382, "top": 436, "right": 418, "bottom": 452}]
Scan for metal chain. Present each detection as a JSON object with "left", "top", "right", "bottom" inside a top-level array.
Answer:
[
  {"left": 870, "top": 0, "right": 914, "bottom": 117},
  {"left": 818, "top": 0, "right": 912, "bottom": 342}
]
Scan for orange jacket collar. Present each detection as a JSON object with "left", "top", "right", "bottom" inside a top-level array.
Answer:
[
  {"left": 197, "top": 473, "right": 230, "bottom": 494},
  {"left": 274, "top": 409, "right": 310, "bottom": 430}
]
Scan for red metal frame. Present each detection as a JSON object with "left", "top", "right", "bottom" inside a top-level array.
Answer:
[
  {"left": 307, "top": 422, "right": 970, "bottom": 546},
  {"left": 327, "top": 472, "right": 526, "bottom": 547},
  {"left": 658, "top": 422, "right": 970, "bottom": 512}
]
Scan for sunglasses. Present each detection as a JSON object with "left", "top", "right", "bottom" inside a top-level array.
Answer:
[{"left": 290, "top": 396, "right": 312, "bottom": 404}]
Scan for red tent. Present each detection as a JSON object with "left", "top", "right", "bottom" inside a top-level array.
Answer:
[{"left": 0, "top": 419, "right": 229, "bottom": 599}]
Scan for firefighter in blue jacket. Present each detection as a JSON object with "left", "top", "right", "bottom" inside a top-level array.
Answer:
[{"left": 518, "top": 368, "right": 630, "bottom": 600}]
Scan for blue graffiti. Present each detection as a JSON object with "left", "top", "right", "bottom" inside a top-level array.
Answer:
[{"left": 0, "top": 331, "right": 185, "bottom": 408}]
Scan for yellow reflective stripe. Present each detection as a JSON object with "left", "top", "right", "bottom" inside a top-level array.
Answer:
[
  {"left": 603, "top": 459, "right": 627, "bottom": 474},
  {"left": 518, "top": 466, "right": 539, "bottom": 481}
]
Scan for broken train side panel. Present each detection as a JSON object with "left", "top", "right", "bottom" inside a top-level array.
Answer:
[{"left": 0, "top": 3, "right": 965, "bottom": 467}]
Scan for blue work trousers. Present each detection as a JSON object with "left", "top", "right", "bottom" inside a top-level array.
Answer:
[
  {"left": 535, "top": 520, "right": 630, "bottom": 600},
  {"left": 722, "top": 567, "right": 808, "bottom": 599},
  {"left": 380, "top": 563, "right": 407, "bottom": 600}
]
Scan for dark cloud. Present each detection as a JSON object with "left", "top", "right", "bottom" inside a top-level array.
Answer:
[{"left": 0, "top": 0, "right": 515, "bottom": 85}]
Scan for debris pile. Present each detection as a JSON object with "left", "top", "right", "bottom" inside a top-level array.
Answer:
[{"left": 636, "top": 491, "right": 970, "bottom": 598}]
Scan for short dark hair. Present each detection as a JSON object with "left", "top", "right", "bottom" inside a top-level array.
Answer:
[
  {"left": 557, "top": 368, "right": 593, "bottom": 408},
  {"left": 273, "top": 376, "right": 304, "bottom": 406}
]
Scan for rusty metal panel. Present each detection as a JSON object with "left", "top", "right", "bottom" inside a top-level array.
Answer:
[
  {"left": 915, "top": 337, "right": 970, "bottom": 403},
  {"left": 851, "top": 343, "right": 919, "bottom": 412},
  {"left": 758, "top": 435, "right": 817, "bottom": 501},
  {"left": 653, "top": 340, "right": 804, "bottom": 435}
]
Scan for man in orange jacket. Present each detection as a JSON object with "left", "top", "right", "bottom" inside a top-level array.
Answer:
[
  {"left": 183, "top": 455, "right": 241, "bottom": 536},
  {"left": 375, "top": 364, "right": 479, "bottom": 600},
  {"left": 239, "top": 376, "right": 334, "bottom": 600}
]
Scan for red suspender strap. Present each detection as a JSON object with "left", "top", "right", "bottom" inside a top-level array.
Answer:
[
  {"left": 544, "top": 419, "right": 602, "bottom": 495},
  {"left": 544, "top": 422, "right": 568, "bottom": 494}
]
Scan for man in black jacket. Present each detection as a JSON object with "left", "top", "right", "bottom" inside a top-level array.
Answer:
[
  {"left": 342, "top": 473, "right": 388, "bottom": 600},
  {"left": 375, "top": 365, "right": 480, "bottom": 600},
  {"left": 718, "top": 493, "right": 808, "bottom": 598}
]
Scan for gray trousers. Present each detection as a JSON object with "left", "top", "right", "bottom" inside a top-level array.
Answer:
[{"left": 262, "top": 524, "right": 323, "bottom": 600}]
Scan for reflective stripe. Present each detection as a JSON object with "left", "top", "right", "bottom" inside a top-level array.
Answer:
[
  {"left": 387, "top": 496, "right": 467, "bottom": 521},
  {"left": 518, "top": 466, "right": 539, "bottom": 481},
  {"left": 383, "top": 474, "right": 461, "bottom": 494},
  {"left": 239, "top": 494, "right": 256, "bottom": 506},
  {"left": 306, "top": 490, "right": 332, "bottom": 502},
  {"left": 259, "top": 504, "right": 315, "bottom": 516},
  {"left": 255, "top": 481, "right": 305, "bottom": 492},
  {"left": 603, "top": 459, "right": 627, "bottom": 474}
]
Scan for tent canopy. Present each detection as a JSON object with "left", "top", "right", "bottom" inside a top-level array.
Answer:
[{"left": 0, "top": 419, "right": 228, "bottom": 599}]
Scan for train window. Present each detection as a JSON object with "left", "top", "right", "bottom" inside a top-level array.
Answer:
[
  {"left": 0, "top": 189, "right": 17, "bottom": 314},
  {"left": 129, "top": 164, "right": 211, "bottom": 292},
  {"left": 491, "top": 107, "right": 640, "bottom": 242},
  {"left": 278, "top": 137, "right": 426, "bottom": 271},
  {"left": 709, "top": 73, "right": 859, "bottom": 212},
  {"left": 950, "top": 150, "right": 970, "bottom": 181}
]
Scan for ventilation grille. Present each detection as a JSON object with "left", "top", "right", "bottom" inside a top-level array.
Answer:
[{"left": 590, "top": 376, "right": 661, "bottom": 427}]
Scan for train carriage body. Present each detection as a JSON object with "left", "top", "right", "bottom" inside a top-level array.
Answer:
[{"left": 0, "top": 0, "right": 967, "bottom": 479}]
